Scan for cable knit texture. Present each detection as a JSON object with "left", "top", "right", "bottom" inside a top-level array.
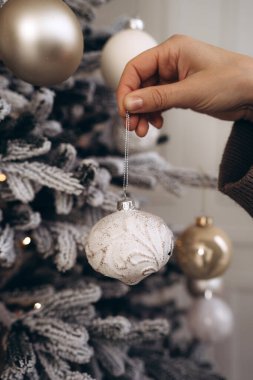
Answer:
[{"left": 218, "top": 120, "right": 253, "bottom": 217}]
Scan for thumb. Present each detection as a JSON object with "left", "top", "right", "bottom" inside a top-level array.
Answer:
[{"left": 124, "top": 78, "right": 199, "bottom": 114}]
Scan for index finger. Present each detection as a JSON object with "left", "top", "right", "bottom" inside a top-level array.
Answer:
[{"left": 116, "top": 46, "right": 160, "bottom": 117}]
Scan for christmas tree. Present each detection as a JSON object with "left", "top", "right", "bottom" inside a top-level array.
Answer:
[{"left": 0, "top": 1, "right": 225, "bottom": 379}]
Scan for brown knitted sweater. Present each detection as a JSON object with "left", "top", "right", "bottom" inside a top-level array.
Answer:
[{"left": 218, "top": 119, "right": 253, "bottom": 217}]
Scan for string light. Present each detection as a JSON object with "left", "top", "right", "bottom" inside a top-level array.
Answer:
[
  {"left": 34, "top": 302, "right": 42, "bottom": 310},
  {"left": 0, "top": 173, "right": 7, "bottom": 182},
  {"left": 22, "top": 236, "right": 32, "bottom": 246},
  {"left": 197, "top": 247, "right": 205, "bottom": 256}
]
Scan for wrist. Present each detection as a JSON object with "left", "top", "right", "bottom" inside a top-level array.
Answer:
[{"left": 238, "top": 55, "right": 253, "bottom": 105}]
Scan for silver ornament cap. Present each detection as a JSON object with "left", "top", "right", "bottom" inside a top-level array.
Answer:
[
  {"left": 187, "top": 277, "right": 224, "bottom": 297},
  {"left": 127, "top": 17, "right": 145, "bottom": 31},
  {"left": 117, "top": 199, "right": 135, "bottom": 211}
]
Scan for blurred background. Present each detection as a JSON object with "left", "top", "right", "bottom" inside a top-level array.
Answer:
[{"left": 96, "top": 1, "right": 253, "bottom": 379}]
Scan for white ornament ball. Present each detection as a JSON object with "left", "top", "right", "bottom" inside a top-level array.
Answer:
[
  {"left": 101, "top": 29, "right": 157, "bottom": 89},
  {"left": 188, "top": 296, "right": 234, "bottom": 343},
  {"left": 114, "top": 123, "right": 160, "bottom": 154},
  {"left": 85, "top": 201, "right": 174, "bottom": 285}
]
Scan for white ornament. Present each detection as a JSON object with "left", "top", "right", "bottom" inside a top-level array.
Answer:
[
  {"left": 85, "top": 200, "right": 174, "bottom": 285},
  {"left": 114, "top": 122, "right": 160, "bottom": 154},
  {"left": 187, "top": 296, "right": 234, "bottom": 343},
  {"left": 101, "top": 27, "right": 157, "bottom": 89}
]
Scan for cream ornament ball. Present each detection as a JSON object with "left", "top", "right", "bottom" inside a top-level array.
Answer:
[
  {"left": 101, "top": 20, "right": 157, "bottom": 89},
  {"left": 0, "top": 0, "right": 84, "bottom": 86},
  {"left": 85, "top": 200, "right": 174, "bottom": 285},
  {"left": 187, "top": 296, "right": 234, "bottom": 343},
  {"left": 113, "top": 122, "right": 160, "bottom": 154}
]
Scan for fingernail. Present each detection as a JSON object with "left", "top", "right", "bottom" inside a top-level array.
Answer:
[{"left": 125, "top": 96, "right": 143, "bottom": 112}]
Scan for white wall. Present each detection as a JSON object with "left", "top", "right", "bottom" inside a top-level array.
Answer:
[{"left": 95, "top": 2, "right": 253, "bottom": 379}]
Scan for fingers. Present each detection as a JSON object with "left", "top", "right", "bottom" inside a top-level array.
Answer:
[
  {"left": 148, "top": 112, "right": 164, "bottom": 129},
  {"left": 123, "top": 79, "right": 193, "bottom": 114},
  {"left": 122, "top": 109, "right": 163, "bottom": 127},
  {"left": 117, "top": 45, "right": 160, "bottom": 117},
  {"left": 124, "top": 84, "right": 174, "bottom": 114},
  {"left": 134, "top": 114, "right": 164, "bottom": 137},
  {"left": 117, "top": 34, "right": 191, "bottom": 118},
  {"left": 116, "top": 35, "right": 185, "bottom": 135},
  {"left": 125, "top": 67, "right": 224, "bottom": 115},
  {"left": 136, "top": 118, "right": 149, "bottom": 137},
  {"left": 117, "top": 33, "right": 253, "bottom": 132},
  {"left": 116, "top": 34, "right": 216, "bottom": 134},
  {"left": 121, "top": 71, "right": 215, "bottom": 131}
]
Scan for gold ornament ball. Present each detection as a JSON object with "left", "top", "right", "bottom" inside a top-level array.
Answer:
[
  {"left": 0, "top": 0, "right": 84, "bottom": 86},
  {"left": 176, "top": 216, "right": 232, "bottom": 280}
]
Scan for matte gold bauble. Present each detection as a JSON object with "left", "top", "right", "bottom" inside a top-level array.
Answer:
[
  {"left": 176, "top": 216, "right": 232, "bottom": 279},
  {"left": 0, "top": 0, "right": 84, "bottom": 86}
]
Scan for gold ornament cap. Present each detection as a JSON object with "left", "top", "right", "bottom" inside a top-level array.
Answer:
[{"left": 195, "top": 216, "right": 213, "bottom": 227}]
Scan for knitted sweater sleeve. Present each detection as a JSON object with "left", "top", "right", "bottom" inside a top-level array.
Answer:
[{"left": 218, "top": 119, "right": 253, "bottom": 217}]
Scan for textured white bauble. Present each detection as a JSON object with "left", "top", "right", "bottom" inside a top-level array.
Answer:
[
  {"left": 113, "top": 123, "right": 160, "bottom": 154},
  {"left": 85, "top": 201, "right": 174, "bottom": 285},
  {"left": 188, "top": 296, "right": 234, "bottom": 343},
  {"left": 187, "top": 277, "right": 224, "bottom": 297},
  {"left": 101, "top": 29, "right": 157, "bottom": 89}
]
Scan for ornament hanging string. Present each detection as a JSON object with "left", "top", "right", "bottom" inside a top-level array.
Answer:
[
  {"left": 198, "top": 166, "right": 207, "bottom": 215},
  {"left": 123, "top": 111, "right": 130, "bottom": 199},
  {"left": 133, "top": 0, "right": 140, "bottom": 18}
]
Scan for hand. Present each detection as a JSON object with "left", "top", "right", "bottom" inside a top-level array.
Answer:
[{"left": 117, "top": 34, "right": 253, "bottom": 136}]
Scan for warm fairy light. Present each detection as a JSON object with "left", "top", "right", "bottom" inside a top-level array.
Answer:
[
  {"left": 22, "top": 236, "right": 32, "bottom": 246},
  {"left": 0, "top": 173, "right": 7, "bottom": 182},
  {"left": 34, "top": 302, "right": 42, "bottom": 310},
  {"left": 197, "top": 247, "right": 205, "bottom": 256}
]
